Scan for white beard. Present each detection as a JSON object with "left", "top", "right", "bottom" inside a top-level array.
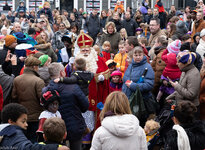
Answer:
[{"left": 76, "top": 48, "right": 98, "bottom": 74}]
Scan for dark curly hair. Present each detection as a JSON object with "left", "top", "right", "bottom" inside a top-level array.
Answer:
[
  {"left": 174, "top": 101, "right": 197, "bottom": 124},
  {"left": 1, "top": 103, "right": 28, "bottom": 123}
]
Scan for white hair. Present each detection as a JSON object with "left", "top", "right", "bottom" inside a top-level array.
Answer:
[{"left": 48, "top": 62, "right": 64, "bottom": 79}]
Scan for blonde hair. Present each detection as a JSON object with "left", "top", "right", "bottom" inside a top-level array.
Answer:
[
  {"left": 93, "top": 45, "right": 100, "bottom": 55},
  {"left": 102, "top": 41, "right": 111, "bottom": 49},
  {"left": 43, "top": 1, "right": 50, "bottom": 8},
  {"left": 145, "top": 119, "right": 160, "bottom": 131},
  {"left": 105, "top": 22, "right": 116, "bottom": 32},
  {"left": 100, "top": 91, "right": 132, "bottom": 121},
  {"left": 44, "top": 18, "right": 52, "bottom": 33},
  {"left": 120, "top": 28, "right": 128, "bottom": 39}
]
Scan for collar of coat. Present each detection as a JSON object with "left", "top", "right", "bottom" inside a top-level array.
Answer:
[
  {"left": 181, "top": 64, "right": 195, "bottom": 72},
  {"left": 23, "top": 67, "right": 40, "bottom": 77}
]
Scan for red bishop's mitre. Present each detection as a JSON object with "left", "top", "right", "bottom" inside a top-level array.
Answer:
[{"left": 77, "top": 31, "right": 94, "bottom": 48}]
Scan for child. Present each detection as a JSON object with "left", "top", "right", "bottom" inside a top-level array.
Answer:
[
  {"left": 40, "top": 117, "right": 67, "bottom": 146},
  {"left": 102, "top": 41, "right": 112, "bottom": 61},
  {"left": 109, "top": 70, "right": 123, "bottom": 93},
  {"left": 120, "top": 28, "right": 128, "bottom": 41},
  {"left": 136, "top": 27, "right": 143, "bottom": 39},
  {"left": 124, "top": 50, "right": 133, "bottom": 72},
  {"left": 114, "top": 41, "right": 127, "bottom": 77},
  {"left": 38, "top": 55, "right": 51, "bottom": 85},
  {"left": 157, "top": 40, "right": 182, "bottom": 102},
  {"left": 106, "top": 59, "right": 117, "bottom": 74},
  {"left": 16, "top": 1, "right": 27, "bottom": 14},
  {"left": 93, "top": 45, "right": 106, "bottom": 62},
  {"left": 54, "top": 58, "right": 93, "bottom": 96},
  {"left": 144, "top": 119, "right": 160, "bottom": 148},
  {"left": 0, "top": 103, "right": 66, "bottom": 149},
  {"left": 37, "top": 90, "right": 61, "bottom": 142},
  {"left": 114, "top": 0, "right": 124, "bottom": 13}
]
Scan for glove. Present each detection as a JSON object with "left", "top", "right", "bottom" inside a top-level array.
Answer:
[
  {"left": 97, "top": 102, "right": 104, "bottom": 110},
  {"left": 69, "top": 57, "right": 75, "bottom": 64},
  {"left": 98, "top": 74, "right": 105, "bottom": 82}
]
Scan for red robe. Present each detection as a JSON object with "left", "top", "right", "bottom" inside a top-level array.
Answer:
[{"left": 88, "top": 56, "right": 110, "bottom": 128}]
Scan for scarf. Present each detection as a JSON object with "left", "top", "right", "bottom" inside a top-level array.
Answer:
[{"left": 173, "top": 125, "right": 191, "bottom": 150}]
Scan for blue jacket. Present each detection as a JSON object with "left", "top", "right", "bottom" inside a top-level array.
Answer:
[
  {"left": 0, "top": 124, "right": 58, "bottom": 150},
  {"left": 43, "top": 81, "right": 89, "bottom": 141},
  {"left": 122, "top": 56, "right": 154, "bottom": 99}
]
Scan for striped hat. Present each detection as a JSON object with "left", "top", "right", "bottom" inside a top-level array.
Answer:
[{"left": 167, "top": 40, "right": 181, "bottom": 55}]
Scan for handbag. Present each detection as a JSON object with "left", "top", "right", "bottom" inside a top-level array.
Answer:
[{"left": 129, "top": 86, "right": 148, "bottom": 120}]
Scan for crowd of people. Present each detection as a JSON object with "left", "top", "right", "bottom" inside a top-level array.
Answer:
[{"left": 0, "top": 0, "right": 205, "bottom": 149}]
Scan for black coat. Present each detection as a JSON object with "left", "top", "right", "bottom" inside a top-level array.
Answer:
[
  {"left": 110, "top": 18, "right": 123, "bottom": 32},
  {"left": 43, "top": 81, "right": 89, "bottom": 141},
  {"left": 164, "top": 121, "right": 205, "bottom": 150},
  {"left": 144, "top": 14, "right": 153, "bottom": 24},
  {"left": 59, "top": 71, "right": 94, "bottom": 96},
  {"left": 84, "top": 13, "right": 100, "bottom": 40},
  {"left": 122, "top": 18, "right": 138, "bottom": 36}
]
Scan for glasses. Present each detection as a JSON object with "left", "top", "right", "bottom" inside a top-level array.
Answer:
[
  {"left": 59, "top": 25, "right": 65, "bottom": 27},
  {"left": 149, "top": 24, "right": 157, "bottom": 27}
]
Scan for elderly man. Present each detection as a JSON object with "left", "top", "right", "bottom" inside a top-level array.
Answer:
[
  {"left": 12, "top": 56, "right": 44, "bottom": 143},
  {"left": 148, "top": 18, "right": 166, "bottom": 59},
  {"left": 44, "top": 62, "right": 89, "bottom": 150},
  {"left": 76, "top": 32, "right": 110, "bottom": 128}
]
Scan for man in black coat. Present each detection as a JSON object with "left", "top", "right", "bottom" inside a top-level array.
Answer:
[
  {"left": 44, "top": 62, "right": 89, "bottom": 150},
  {"left": 122, "top": 11, "right": 138, "bottom": 36},
  {"left": 84, "top": 9, "right": 100, "bottom": 43}
]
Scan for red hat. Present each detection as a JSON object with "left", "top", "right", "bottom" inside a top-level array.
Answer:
[
  {"left": 77, "top": 31, "right": 94, "bottom": 49},
  {"left": 111, "top": 70, "right": 122, "bottom": 77}
]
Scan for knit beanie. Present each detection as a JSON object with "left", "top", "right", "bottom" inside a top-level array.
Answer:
[
  {"left": 167, "top": 40, "right": 181, "bottom": 55},
  {"left": 111, "top": 70, "right": 122, "bottom": 77},
  {"left": 39, "top": 55, "right": 49, "bottom": 67},
  {"left": 177, "top": 51, "right": 196, "bottom": 65},
  {"left": 4, "top": 35, "right": 17, "bottom": 47}
]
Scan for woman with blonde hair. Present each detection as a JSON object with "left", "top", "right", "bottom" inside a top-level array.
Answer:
[
  {"left": 43, "top": 18, "right": 54, "bottom": 42},
  {"left": 90, "top": 91, "right": 147, "bottom": 150},
  {"left": 120, "top": 28, "right": 128, "bottom": 41},
  {"left": 100, "top": 21, "right": 121, "bottom": 54}
]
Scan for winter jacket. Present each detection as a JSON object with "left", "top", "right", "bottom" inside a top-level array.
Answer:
[
  {"left": 0, "top": 65, "right": 16, "bottom": 105},
  {"left": 90, "top": 114, "right": 147, "bottom": 150},
  {"left": 59, "top": 71, "right": 93, "bottom": 96},
  {"left": 100, "top": 17, "right": 107, "bottom": 31},
  {"left": 109, "top": 18, "right": 123, "bottom": 32},
  {"left": 52, "top": 30, "right": 69, "bottom": 51},
  {"left": 109, "top": 80, "right": 122, "bottom": 93},
  {"left": 161, "top": 49, "right": 181, "bottom": 80},
  {"left": 0, "top": 124, "right": 59, "bottom": 150},
  {"left": 171, "top": 21, "right": 188, "bottom": 41},
  {"left": 191, "top": 19, "right": 205, "bottom": 42},
  {"left": 38, "top": 67, "right": 50, "bottom": 86},
  {"left": 43, "top": 81, "right": 89, "bottom": 141},
  {"left": 12, "top": 68, "right": 45, "bottom": 122},
  {"left": 164, "top": 121, "right": 205, "bottom": 150},
  {"left": 199, "top": 68, "right": 205, "bottom": 120},
  {"left": 166, "top": 64, "right": 201, "bottom": 106},
  {"left": 196, "top": 39, "right": 205, "bottom": 59},
  {"left": 151, "top": 47, "right": 166, "bottom": 95},
  {"left": 122, "top": 56, "right": 155, "bottom": 99},
  {"left": 122, "top": 18, "right": 138, "bottom": 36},
  {"left": 38, "top": 8, "right": 53, "bottom": 24},
  {"left": 144, "top": 14, "right": 153, "bottom": 24},
  {"left": 84, "top": 13, "right": 100, "bottom": 40},
  {"left": 114, "top": 53, "right": 127, "bottom": 78},
  {"left": 148, "top": 29, "right": 166, "bottom": 48},
  {"left": 100, "top": 30, "right": 121, "bottom": 54},
  {"left": 34, "top": 43, "right": 57, "bottom": 62}
]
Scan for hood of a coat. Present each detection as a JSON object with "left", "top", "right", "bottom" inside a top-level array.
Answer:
[
  {"left": 0, "top": 124, "right": 10, "bottom": 132},
  {"left": 102, "top": 114, "right": 140, "bottom": 137}
]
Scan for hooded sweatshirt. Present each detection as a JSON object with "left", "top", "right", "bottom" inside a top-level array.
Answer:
[{"left": 90, "top": 114, "right": 147, "bottom": 150}]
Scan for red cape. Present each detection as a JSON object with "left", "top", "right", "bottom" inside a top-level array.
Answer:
[{"left": 88, "top": 56, "right": 110, "bottom": 111}]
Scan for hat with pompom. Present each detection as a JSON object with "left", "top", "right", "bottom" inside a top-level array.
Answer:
[{"left": 167, "top": 40, "right": 181, "bottom": 55}]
